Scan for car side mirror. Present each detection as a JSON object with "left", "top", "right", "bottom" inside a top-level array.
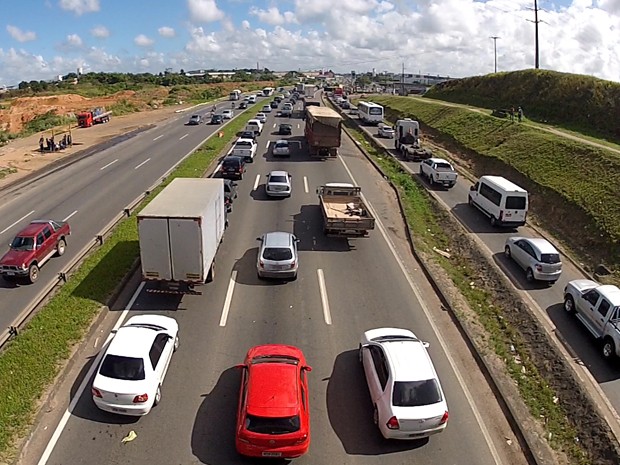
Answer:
[
  {"left": 303, "top": 366, "right": 312, "bottom": 372},
  {"left": 111, "top": 329, "right": 118, "bottom": 334},
  {"left": 422, "top": 342, "right": 430, "bottom": 348},
  {"left": 256, "top": 237, "right": 262, "bottom": 241},
  {"left": 234, "top": 364, "right": 245, "bottom": 370}
]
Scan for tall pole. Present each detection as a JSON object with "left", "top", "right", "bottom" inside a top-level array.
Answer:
[
  {"left": 490, "top": 36, "right": 500, "bottom": 73},
  {"left": 534, "top": 0, "right": 540, "bottom": 69},
  {"left": 401, "top": 62, "right": 405, "bottom": 96}
]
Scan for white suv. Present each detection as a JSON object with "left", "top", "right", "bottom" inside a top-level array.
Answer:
[{"left": 359, "top": 328, "right": 448, "bottom": 439}]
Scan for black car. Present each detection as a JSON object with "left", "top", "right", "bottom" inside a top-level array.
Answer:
[
  {"left": 278, "top": 124, "right": 293, "bottom": 135},
  {"left": 239, "top": 102, "right": 248, "bottom": 109},
  {"left": 239, "top": 130, "right": 257, "bottom": 141},
  {"left": 211, "top": 114, "right": 223, "bottom": 124},
  {"left": 220, "top": 156, "right": 246, "bottom": 180},
  {"left": 223, "top": 179, "right": 238, "bottom": 212},
  {"left": 270, "top": 100, "right": 279, "bottom": 109}
]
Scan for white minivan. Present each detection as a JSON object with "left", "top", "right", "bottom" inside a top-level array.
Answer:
[
  {"left": 245, "top": 119, "right": 263, "bottom": 136},
  {"left": 468, "top": 175, "right": 528, "bottom": 227}
]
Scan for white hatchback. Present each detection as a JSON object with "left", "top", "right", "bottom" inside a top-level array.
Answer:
[
  {"left": 92, "top": 314, "right": 179, "bottom": 416},
  {"left": 222, "top": 109, "right": 234, "bottom": 119},
  {"left": 359, "top": 328, "right": 448, "bottom": 439},
  {"left": 261, "top": 105, "right": 272, "bottom": 113},
  {"left": 272, "top": 140, "right": 290, "bottom": 157},
  {"left": 265, "top": 170, "right": 292, "bottom": 197},
  {"left": 504, "top": 236, "right": 562, "bottom": 284},
  {"left": 256, "top": 112, "right": 267, "bottom": 123}
]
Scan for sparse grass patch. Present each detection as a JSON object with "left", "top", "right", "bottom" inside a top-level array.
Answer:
[{"left": 0, "top": 167, "right": 18, "bottom": 179}]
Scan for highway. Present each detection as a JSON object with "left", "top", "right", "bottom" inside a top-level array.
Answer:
[
  {"left": 24, "top": 98, "right": 528, "bottom": 464},
  {"left": 348, "top": 107, "right": 620, "bottom": 415},
  {"left": 0, "top": 100, "right": 255, "bottom": 333}
]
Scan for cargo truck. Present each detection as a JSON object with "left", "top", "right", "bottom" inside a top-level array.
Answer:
[
  {"left": 304, "top": 106, "right": 342, "bottom": 158},
  {"left": 77, "top": 107, "right": 112, "bottom": 128},
  {"left": 394, "top": 118, "right": 432, "bottom": 161},
  {"left": 137, "top": 178, "right": 226, "bottom": 294},
  {"left": 316, "top": 183, "right": 375, "bottom": 236}
]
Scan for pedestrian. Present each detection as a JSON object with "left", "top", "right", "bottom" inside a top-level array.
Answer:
[
  {"left": 510, "top": 107, "right": 515, "bottom": 122},
  {"left": 517, "top": 106, "right": 523, "bottom": 122},
  {"left": 39, "top": 137, "right": 44, "bottom": 153},
  {"left": 45, "top": 138, "right": 51, "bottom": 152},
  {"left": 67, "top": 133, "right": 72, "bottom": 146}
]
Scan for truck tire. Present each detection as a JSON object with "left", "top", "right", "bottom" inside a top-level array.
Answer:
[
  {"left": 56, "top": 239, "right": 66, "bottom": 256},
  {"left": 602, "top": 337, "right": 616, "bottom": 360},
  {"left": 563, "top": 295, "right": 575, "bottom": 314},
  {"left": 28, "top": 264, "right": 40, "bottom": 284},
  {"left": 206, "top": 261, "right": 215, "bottom": 283}
]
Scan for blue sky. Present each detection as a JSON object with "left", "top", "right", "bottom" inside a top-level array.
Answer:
[{"left": 1, "top": 0, "right": 619, "bottom": 86}]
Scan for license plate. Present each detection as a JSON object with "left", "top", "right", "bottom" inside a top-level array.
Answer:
[
  {"left": 262, "top": 452, "right": 282, "bottom": 457},
  {"left": 408, "top": 432, "right": 425, "bottom": 438},
  {"left": 111, "top": 407, "right": 127, "bottom": 413},
  {"left": 6, "top": 272, "right": 15, "bottom": 276}
]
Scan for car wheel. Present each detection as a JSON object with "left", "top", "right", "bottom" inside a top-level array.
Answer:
[
  {"left": 373, "top": 405, "right": 379, "bottom": 425},
  {"left": 504, "top": 245, "right": 511, "bottom": 259},
  {"left": 154, "top": 385, "right": 162, "bottom": 406},
  {"left": 28, "top": 264, "right": 39, "bottom": 284},
  {"left": 603, "top": 338, "right": 616, "bottom": 359},
  {"left": 429, "top": 175, "right": 434, "bottom": 186},
  {"left": 358, "top": 344, "right": 363, "bottom": 363},
  {"left": 174, "top": 335, "right": 179, "bottom": 352},
  {"left": 56, "top": 239, "right": 66, "bottom": 256},
  {"left": 564, "top": 295, "right": 575, "bottom": 314},
  {"left": 525, "top": 268, "right": 535, "bottom": 282}
]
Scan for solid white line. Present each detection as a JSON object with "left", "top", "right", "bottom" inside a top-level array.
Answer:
[
  {"left": 219, "top": 270, "right": 238, "bottom": 327},
  {"left": 253, "top": 174, "right": 261, "bottom": 191},
  {"left": 265, "top": 141, "right": 271, "bottom": 150},
  {"left": 37, "top": 282, "right": 145, "bottom": 465},
  {"left": 99, "top": 159, "right": 118, "bottom": 171},
  {"left": 0, "top": 210, "right": 35, "bottom": 234},
  {"left": 303, "top": 176, "right": 309, "bottom": 193},
  {"left": 337, "top": 155, "right": 503, "bottom": 465},
  {"left": 153, "top": 134, "right": 163, "bottom": 141},
  {"left": 62, "top": 210, "right": 78, "bottom": 222},
  {"left": 179, "top": 133, "right": 189, "bottom": 140},
  {"left": 317, "top": 269, "right": 332, "bottom": 325},
  {"left": 134, "top": 158, "right": 151, "bottom": 170}
]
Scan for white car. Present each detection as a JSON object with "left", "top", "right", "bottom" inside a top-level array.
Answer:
[
  {"left": 256, "top": 112, "right": 267, "bottom": 123},
  {"left": 504, "top": 236, "right": 562, "bottom": 284},
  {"left": 359, "top": 328, "right": 448, "bottom": 439},
  {"left": 377, "top": 123, "right": 395, "bottom": 138},
  {"left": 91, "top": 314, "right": 179, "bottom": 416},
  {"left": 222, "top": 109, "right": 234, "bottom": 119},
  {"left": 265, "top": 170, "right": 292, "bottom": 197},
  {"left": 261, "top": 105, "right": 272, "bottom": 113},
  {"left": 272, "top": 140, "right": 290, "bottom": 157}
]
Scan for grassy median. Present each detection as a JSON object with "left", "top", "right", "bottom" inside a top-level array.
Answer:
[{"left": 0, "top": 104, "right": 262, "bottom": 460}]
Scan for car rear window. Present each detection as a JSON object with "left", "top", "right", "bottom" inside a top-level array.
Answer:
[
  {"left": 275, "top": 142, "right": 288, "bottom": 148},
  {"left": 245, "top": 414, "right": 300, "bottom": 434},
  {"left": 505, "top": 196, "right": 526, "bottom": 210},
  {"left": 10, "top": 236, "right": 35, "bottom": 250},
  {"left": 223, "top": 158, "right": 241, "bottom": 167},
  {"left": 263, "top": 247, "right": 293, "bottom": 261},
  {"left": 540, "top": 253, "right": 561, "bottom": 264},
  {"left": 434, "top": 162, "right": 452, "bottom": 171},
  {"left": 269, "top": 175, "right": 288, "bottom": 183},
  {"left": 100, "top": 355, "right": 145, "bottom": 381},
  {"left": 392, "top": 380, "right": 442, "bottom": 407}
]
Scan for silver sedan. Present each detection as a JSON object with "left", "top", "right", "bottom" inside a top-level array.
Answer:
[{"left": 504, "top": 236, "right": 562, "bottom": 284}]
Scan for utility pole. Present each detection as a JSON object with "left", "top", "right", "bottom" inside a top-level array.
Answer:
[
  {"left": 401, "top": 62, "right": 405, "bottom": 96},
  {"left": 490, "top": 36, "right": 500, "bottom": 73},
  {"left": 527, "top": 0, "right": 541, "bottom": 69}
]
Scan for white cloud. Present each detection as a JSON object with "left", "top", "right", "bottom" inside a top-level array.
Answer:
[
  {"left": 134, "top": 34, "right": 154, "bottom": 47},
  {"left": 249, "top": 6, "right": 297, "bottom": 25},
  {"left": 6, "top": 25, "right": 37, "bottom": 42},
  {"left": 188, "top": 0, "right": 225, "bottom": 22},
  {"left": 158, "top": 26, "right": 176, "bottom": 38},
  {"left": 90, "top": 25, "right": 110, "bottom": 38},
  {"left": 58, "top": 0, "right": 100, "bottom": 15},
  {"left": 66, "top": 34, "right": 83, "bottom": 47}
]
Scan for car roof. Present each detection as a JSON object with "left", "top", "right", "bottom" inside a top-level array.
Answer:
[
  {"left": 107, "top": 325, "right": 158, "bottom": 359},
  {"left": 480, "top": 175, "right": 527, "bottom": 193},
  {"left": 262, "top": 231, "right": 294, "bottom": 247},
  {"left": 517, "top": 237, "right": 559, "bottom": 254},
  {"left": 247, "top": 356, "right": 300, "bottom": 417},
  {"left": 382, "top": 339, "right": 437, "bottom": 382},
  {"left": 16, "top": 221, "right": 49, "bottom": 236}
]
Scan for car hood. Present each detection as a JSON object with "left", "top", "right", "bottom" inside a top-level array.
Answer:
[
  {"left": 0, "top": 249, "right": 32, "bottom": 266},
  {"left": 568, "top": 279, "right": 599, "bottom": 293}
]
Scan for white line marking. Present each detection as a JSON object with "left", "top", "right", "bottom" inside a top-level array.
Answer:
[
  {"left": 273, "top": 123, "right": 276, "bottom": 128},
  {"left": 99, "top": 159, "right": 118, "bottom": 171},
  {"left": 253, "top": 174, "right": 261, "bottom": 191},
  {"left": 303, "top": 176, "right": 309, "bottom": 193},
  {"left": 317, "top": 269, "right": 332, "bottom": 325},
  {"left": 134, "top": 158, "right": 151, "bottom": 170},
  {"left": 179, "top": 133, "right": 189, "bottom": 140},
  {"left": 338, "top": 155, "right": 503, "bottom": 465},
  {"left": 297, "top": 124, "right": 300, "bottom": 129},
  {"left": 153, "top": 134, "right": 163, "bottom": 141},
  {"left": 0, "top": 210, "right": 35, "bottom": 234},
  {"left": 37, "top": 282, "right": 145, "bottom": 465},
  {"left": 219, "top": 270, "right": 238, "bottom": 327},
  {"left": 62, "top": 210, "right": 78, "bottom": 222},
  {"left": 266, "top": 141, "right": 271, "bottom": 150}
]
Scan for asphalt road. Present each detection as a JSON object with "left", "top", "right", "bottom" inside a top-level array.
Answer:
[
  {"left": 348, "top": 108, "right": 620, "bottom": 414},
  {"left": 0, "top": 99, "right": 257, "bottom": 332},
  {"left": 30, "top": 100, "right": 527, "bottom": 464}
]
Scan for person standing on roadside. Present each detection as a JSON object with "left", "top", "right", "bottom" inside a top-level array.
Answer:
[
  {"left": 517, "top": 106, "right": 523, "bottom": 122},
  {"left": 39, "top": 137, "right": 44, "bottom": 152},
  {"left": 509, "top": 107, "right": 515, "bottom": 122}
]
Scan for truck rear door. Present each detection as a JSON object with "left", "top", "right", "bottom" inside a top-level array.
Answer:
[
  {"left": 139, "top": 218, "right": 173, "bottom": 280},
  {"left": 169, "top": 218, "right": 203, "bottom": 282}
]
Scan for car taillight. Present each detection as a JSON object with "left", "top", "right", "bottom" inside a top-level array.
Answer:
[
  {"left": 259, "top": 260, "right": 264, "bottom": 268},
  {"left": 439, "top": 411, "right": 449, "bottom": 425},
  {"left": 91, "top": 388, "right": 102, "bottom": 398},
  {"left": 294, "top": 434, "right": 308, "bottom": 444},
  {"left": 289, "top": 260, "right": 296, "bottom": 269},
  {"left": 386, "top": 416, "right": 399, "bottom": 430},
  {"left": 133, "top": 393, "right": 148, "bottom": 403}
]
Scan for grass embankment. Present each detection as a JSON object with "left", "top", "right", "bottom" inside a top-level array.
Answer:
[
  {"left": 0, "top": 104, "right": 262, "bottom": 461},
  {"left": 342, "top": 120, "right": 592, "bottom": 463},
  {"left": 370, "top": 95, "right": 620, "bottom": 277}
]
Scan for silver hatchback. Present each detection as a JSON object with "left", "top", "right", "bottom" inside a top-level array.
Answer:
[
  {"left": 504, "top": 236, "right": 562, "bottom": 284},
  {"left": 256, "top": 232, "right": 299, "bottom": 280}
]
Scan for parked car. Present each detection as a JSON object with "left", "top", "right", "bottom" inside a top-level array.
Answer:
[
  {"left": 278, "top": 123, "right": 293, "bottom": 135},
  {"left": 220, "top": 156, "right": 246, "bottom": 180},
  {"left": 504, "top": 237, "right": 562, "bottom": 284},
  {"left": 235, "top": 344, "right": 311, "bottom": 458},
  {"left": 265, "top": 170, "right": 292, "bottom": 197},
  {"left": 256, "top": 232, "right": 299, "bottom": 280},
  {"left": 91, "top": 314, "right": 179, "bottom": 416},
  {"left": 238, "top": 102, "right": 248, "bottom": 109},
  {"left": 261, "top": 105, "right": 272, "bottom": 113},
  {"left": 359, "top": 327, "right": 449, "bottom": 439},
  {"left": 210, "top": 114, "right": 223, "bottom": 125},
  {"left": 0, "top": 219, "right": 71, "bottom": 283},
  {"left": 256, "top": 113, "right": 267, "bottom": 123},
  {"left": 272, "top": 140, "right": 291, "bottom": 157},
  {"left": 187, "top": 114, "right": 202, "bottom": 125},
  {"left": 222, "top": 109, "right": 234, "bottom": 120}
]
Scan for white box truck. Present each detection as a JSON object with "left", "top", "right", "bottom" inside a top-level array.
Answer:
[{"left": 138, "top": 178, "right": 226, "bottom": 294}]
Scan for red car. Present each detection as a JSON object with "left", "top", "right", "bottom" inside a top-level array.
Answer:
[
  {"left": 235, "top": 344, "right": 312, "bottom": 459},
  {"left": 0, "top": 220, "right": 70, "bottom": 283}
]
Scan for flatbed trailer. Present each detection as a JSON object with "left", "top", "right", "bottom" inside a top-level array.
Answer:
[{"left": 317, "top": 183, "right": 375, "bottom": 236}]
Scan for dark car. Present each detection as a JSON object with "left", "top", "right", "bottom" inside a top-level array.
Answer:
[
  {"left": 211, "top": 114, "right": 223, "bottom": 124},
  {"left": 187, "top": 114, "right": 202, "bottom": 125},
  {"left": 270, "top": 100, "right": 279, "bottom": 109},
  {"left": 239, "top": 102, "right": 248, "bottom": 109},
  {"left": 278, "top": 123, "right": 293, "bottom": 135},
  {"left": 220, "top": 156, "right": 246, "bottom": 180},
  {"left": 239, "top": 130, "right": 257, "bottom": 141}
]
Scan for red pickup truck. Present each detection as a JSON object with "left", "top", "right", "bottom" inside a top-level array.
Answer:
[{"left": 0, "top": 220, "right": 71, "bottom": 283}]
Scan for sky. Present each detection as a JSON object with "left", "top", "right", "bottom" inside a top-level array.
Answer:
[{"left": 1, "top": 0, "right": 619, "bottom": 86}]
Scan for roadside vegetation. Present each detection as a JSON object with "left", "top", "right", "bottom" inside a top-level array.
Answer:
[{"left": 0, "top": 104, "right": 262, "bottom": 461}]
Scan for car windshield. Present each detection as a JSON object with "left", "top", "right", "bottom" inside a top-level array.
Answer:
[
  {"left": 245, "top": 414, "right": 301, "bottom": 434},
  {"left": 269, "top": 175, "right": 288, "bottom": 183},
  {"left": 275, "top": 142, "right": 288, "bottom": 148},
  {"left": 262, "top": 247, "right": 293, "bottom": 261},
  {"left": 99, "top": 355, "right": 145, "bottom": 381},
  {"left": 10, "top": 236, "right": 35, "bottom": 250},
  {"left": 393, "top": 380, "right": 443, "bottom": 407},
  {"left": 540, "top": 253, "right": 561, "bottom": 264}
]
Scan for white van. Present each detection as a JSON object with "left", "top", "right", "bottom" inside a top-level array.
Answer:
[
  {"left": 245, "top": 119, "right": 263, "bottom": 136},
  {"left": 248, "top": 95, "right": 257, "bottom": 104},
  {"left": 468, "top": 175, "right": 528, "bottom": 227}
]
